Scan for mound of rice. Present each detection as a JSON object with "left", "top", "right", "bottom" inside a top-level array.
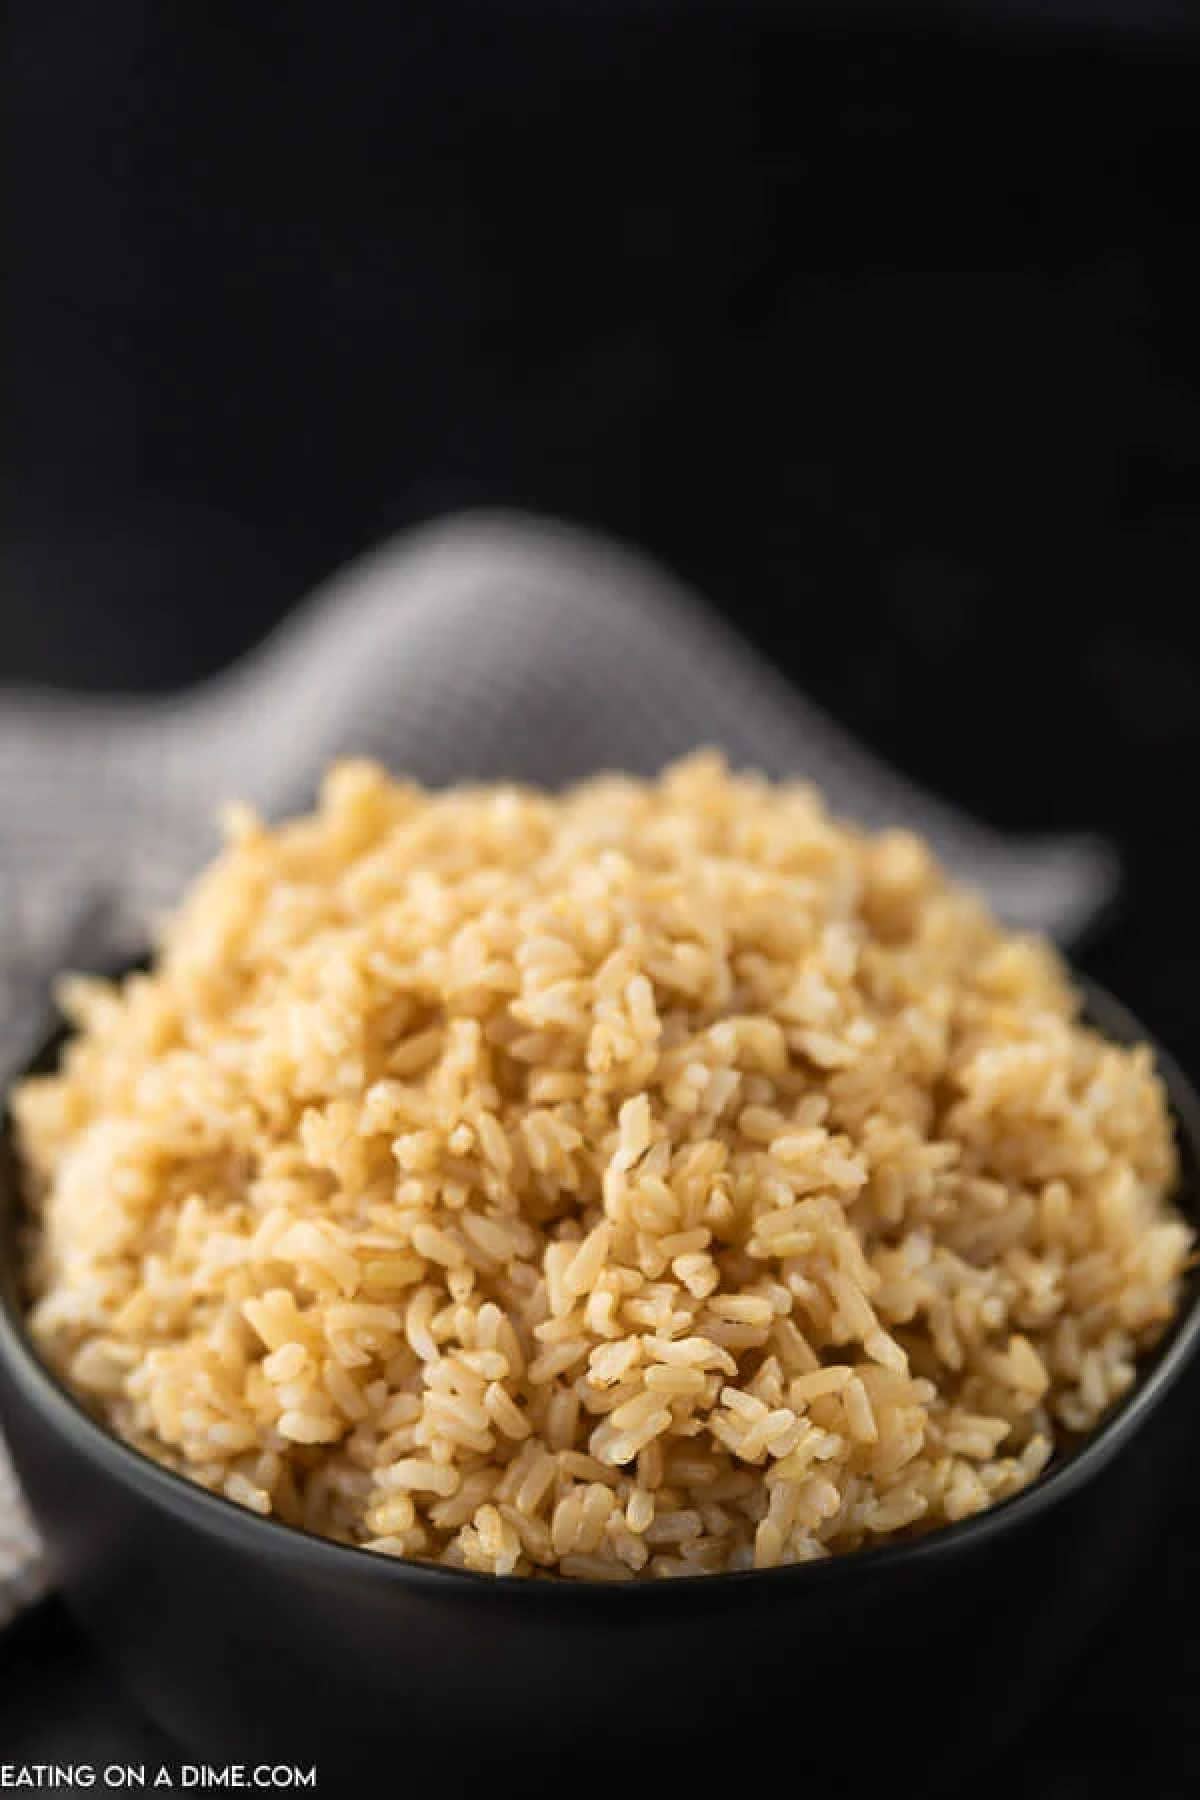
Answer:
[{"left": 13, "top": 754, "right": 1190, "bottom": 1579}]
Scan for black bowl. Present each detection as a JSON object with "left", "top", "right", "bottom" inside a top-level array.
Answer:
[{"left": 2, "top": 979, "right": 1199, "bottom": 1791}]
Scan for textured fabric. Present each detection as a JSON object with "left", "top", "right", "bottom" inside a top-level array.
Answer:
[{"left": 0, "top": 509, "right": 1117, "bottom": 1623}]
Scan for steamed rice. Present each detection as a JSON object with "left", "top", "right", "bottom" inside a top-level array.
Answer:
[{"left": 12, "top": 753, "right": 1190, "bottom": 1578}]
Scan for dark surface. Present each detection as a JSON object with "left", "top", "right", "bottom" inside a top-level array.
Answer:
[
  {"left": 6, "top": 2, "right": 1200, "bottom": 1792},
  {"left": 2, "top": 985, "right": 1199, "bottom": 1798}
]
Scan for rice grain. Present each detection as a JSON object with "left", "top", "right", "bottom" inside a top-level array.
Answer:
[{"left": 13, "top": 753, "right": 1189, "bottom": 1578}]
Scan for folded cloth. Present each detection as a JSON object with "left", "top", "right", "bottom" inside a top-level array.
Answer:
[{"left": 0, "top": 509, "right": 1117, "bottom": 1626}]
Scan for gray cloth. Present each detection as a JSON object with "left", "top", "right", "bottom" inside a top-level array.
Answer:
[{"left": 0, "top": 509, "right": 1117, "bottom": 1626}]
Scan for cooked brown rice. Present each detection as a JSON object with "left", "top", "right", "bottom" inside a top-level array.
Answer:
[{"left": 13, "top": 753, "right": 1191, "bottom": 1578}]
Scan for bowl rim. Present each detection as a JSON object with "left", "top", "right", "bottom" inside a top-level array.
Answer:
[{"left": 2, "top": 972, "right": 1199, "bottom": 1604}]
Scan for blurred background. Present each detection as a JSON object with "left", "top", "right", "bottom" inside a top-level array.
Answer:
[{"left": 5, "top": 0, "right": 1200, "bottom": 1790}]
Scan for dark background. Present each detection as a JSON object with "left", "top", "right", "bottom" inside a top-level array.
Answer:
[{"left": 4, "top": 1, "right": 1200, "bottom": 1792}]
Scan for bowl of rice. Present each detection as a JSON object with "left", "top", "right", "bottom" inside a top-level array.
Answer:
[{"left": 2, "top": 753, "right": 1197, "bottom": 1779}]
